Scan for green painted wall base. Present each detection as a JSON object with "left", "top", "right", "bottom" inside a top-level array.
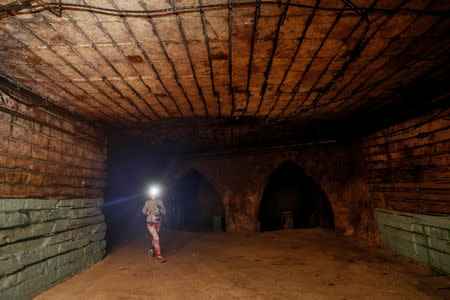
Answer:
[
  {"left": 375, "top": 208, "right": 450, "bottom": 274},
  {"left": 0, "top": 198, "right": 107, "bottom": 300}
]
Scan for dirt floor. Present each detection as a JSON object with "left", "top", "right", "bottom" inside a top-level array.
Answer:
[{"left": 35, "top": 229, "right": 449, "bottom": 300}]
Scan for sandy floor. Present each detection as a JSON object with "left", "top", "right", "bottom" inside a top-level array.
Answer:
[{"left": 35, "top": 229, "right": 449, "bottom": 300}]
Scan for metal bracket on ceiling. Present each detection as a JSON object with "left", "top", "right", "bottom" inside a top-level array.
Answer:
[
  {"left": 0, "top": 0, "right": 31, "bottom": 18},
  {"left": 340, "top": 0, "right": 369, "bottom": 23},
  {"left": 37, "top": 0, "right": 62, "bottom": 17},
  {"left": 50, "top": 0, "right": 62, "bottom": 17}
]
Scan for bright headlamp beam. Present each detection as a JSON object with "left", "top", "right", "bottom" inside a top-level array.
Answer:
[{"left": 148, "top": 185, "right": 160, "bottom": 197}]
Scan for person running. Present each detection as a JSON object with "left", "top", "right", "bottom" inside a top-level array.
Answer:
[{"left": 142, "top": 188, "right": 167, "bottom": 262}]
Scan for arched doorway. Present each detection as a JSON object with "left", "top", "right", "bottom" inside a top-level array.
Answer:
[
  {"left": 168, "top": 169, "right": 225, "bottom": 232},
  {"left": 259, "top": 161, "right": 334, "bottom": 232}
]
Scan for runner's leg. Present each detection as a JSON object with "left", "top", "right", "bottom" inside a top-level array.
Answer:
[{"left": 148, "top": 223, "right": 161, "bottom": 256}]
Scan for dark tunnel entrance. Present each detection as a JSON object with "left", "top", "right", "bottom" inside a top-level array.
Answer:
[
  {"left": 168, "top": 169, "right": 225, "bottom": 232},
  {"left": 259, "top": 161, "right": 334, "bottom": 232}
]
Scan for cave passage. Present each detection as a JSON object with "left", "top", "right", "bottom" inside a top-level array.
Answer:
[
  {"left": 1, "top": 1, "right": 449, "bottom": 298},
  {"left": 167, "top": 169, "right": 225, "bottom": 232},
  {"left": 259, "top": 161, "right": 334, "bottom": 232}
]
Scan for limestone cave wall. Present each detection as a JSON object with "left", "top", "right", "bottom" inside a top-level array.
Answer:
[
  {"left": 362, "top": 108, "right": 449, "bottom": 215},
  {"left": 0, "top": 90, "right": 107, "bottom": 198},
  {"left": 169, "top": 109, "right": 449, "bottom": 249},
  {"left": 0, "top": 90, "right": 108, "bottom": 299},
  {"left": 170, "top": 141, "right": 376, "bottom": 245},
  {"left": 362, "top": 108, "right": 449, "bottom": 273}
]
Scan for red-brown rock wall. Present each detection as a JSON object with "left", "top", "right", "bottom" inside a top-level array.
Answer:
[
  {"left": 363, "top": 108, "right": 449, "bottom": 215},
  {"left": 171, "top": 109, "right": 449, "bottom": 246},
  {"left": 170, "top": 142, "right": 377, "bottom": 245},
  {"left": 0, "top": 90, "right": 107, "bottom": 199}
]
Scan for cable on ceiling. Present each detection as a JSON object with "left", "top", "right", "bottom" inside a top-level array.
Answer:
[{"left": 1, "top": 0, "right": 448, "bottom": 20}]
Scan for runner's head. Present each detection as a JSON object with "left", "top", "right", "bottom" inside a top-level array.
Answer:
[{"left": 148, "top": 185, "right": 160, "bottom": 200}]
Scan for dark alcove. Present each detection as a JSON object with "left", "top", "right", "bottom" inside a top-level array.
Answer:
[
  {"left": 167, "top": 169, "right": 225, "bottom": 232},
  {"left": 259, "top": 161, "right": 334, "bottom": 232}
]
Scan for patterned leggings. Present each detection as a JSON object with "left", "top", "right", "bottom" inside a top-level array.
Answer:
[{"left": 147, "top": 222, "right": 162, "bottom": 256}]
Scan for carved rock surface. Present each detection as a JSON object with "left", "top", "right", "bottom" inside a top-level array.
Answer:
[{"left": 0, "top": 198, "right": 106, "bottom": 300}]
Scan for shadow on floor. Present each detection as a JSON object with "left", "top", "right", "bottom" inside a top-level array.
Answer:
[{"left": 145, "top": 229, "right": 206, "bottom": 257}]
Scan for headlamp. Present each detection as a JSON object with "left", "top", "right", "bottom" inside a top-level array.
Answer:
[{"left": 148, "top": 185, "right": 160, "bottom": 197}]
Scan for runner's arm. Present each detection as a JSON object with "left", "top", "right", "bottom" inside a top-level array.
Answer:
[
  {"left": 142, "top": 202, "right": 150, "bottom": 215},
  {"left": 158, "top": 199, "right": 167, "bottom": 215}
]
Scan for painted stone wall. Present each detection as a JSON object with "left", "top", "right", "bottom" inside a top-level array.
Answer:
[
  {"left": 364, "top": 109, "right": 449, "bottom": 272},
  {"left": 375, "top": 209, "right": 449, "bottom": 274},
  {"left": 0, "top": 198, "right": 106, "bottom": 299},
  {"left": 0, "top": 90, "right": 108, "bottom": 299}
]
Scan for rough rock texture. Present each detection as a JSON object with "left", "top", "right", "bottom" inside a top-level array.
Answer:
[
  {"left": 0, "top": 90, "right": 107, "bottom": 199},
  {"left": 363, "top": 108, "right": 449, "bottom": 215},
  {"left": 0, "top": 90, "right": 108, "bottom": 299},
  {"left": 0, "top": 198, "right": 106, "bottom": 300},
  {"left": 0, "top": 0, "right": 448, "bottom": 126},
  {"left": 167, "top": 108, "right": 449, "bottom": 247},
  {"left": 362, "top": 109, "right": 449, "bottom": 271},
  {"left": 167, "top": 141, "right": 376, "bottom": 245}
]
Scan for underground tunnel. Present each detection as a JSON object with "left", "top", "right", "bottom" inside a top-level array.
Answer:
[
  {"left": 0, "top": 0, "right": 449, "bottom": 299},
  {"left": 259, "top": 161, "right": 334, "bottom": 232},
  {"left": 168, "top": 169, "right": 225, "bottom": 232}
]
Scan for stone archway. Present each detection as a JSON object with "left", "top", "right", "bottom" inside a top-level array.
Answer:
[
  {"left": 163, "top": 145, "right": 372, "bottom": 240},
  {"left": 166, "top": 168, "right": 226, "bottom": 232},
  {"left": 253, "top": 152, "right": 355, "bottom": 236},
  {"left": 258, "top": 161, "right": 335, "bottom": 232}
]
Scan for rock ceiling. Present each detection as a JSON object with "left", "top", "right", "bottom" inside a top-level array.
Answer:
[{"left": 0, "top": 0, "right": 448, "bottom": 151}]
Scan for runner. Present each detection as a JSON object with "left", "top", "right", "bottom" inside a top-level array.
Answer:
[{"left": 143, "top": 186, "right": 167, "bottom": 262}]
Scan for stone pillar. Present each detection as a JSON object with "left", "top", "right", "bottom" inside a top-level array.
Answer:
[
  {"left": 0, "top": 198, "right": 107, "bottom": 300},
  {"left": 223, "top": 188, "right": 262, "bottom": 232}
]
